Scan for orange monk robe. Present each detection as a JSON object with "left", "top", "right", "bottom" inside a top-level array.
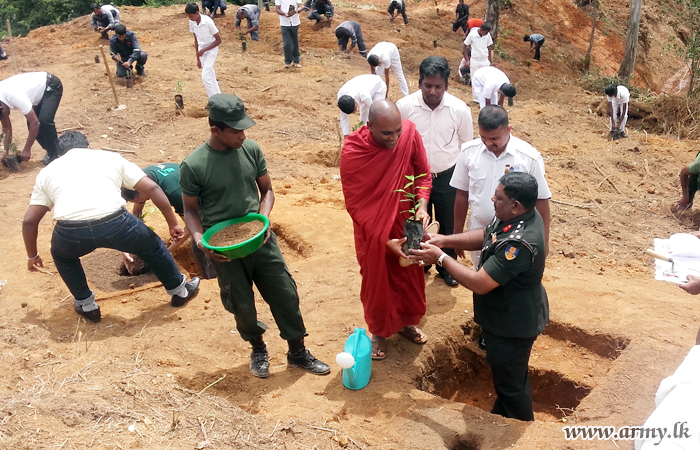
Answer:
[{"left": 340, "top": 120, "right": 432, "bottom": 338}]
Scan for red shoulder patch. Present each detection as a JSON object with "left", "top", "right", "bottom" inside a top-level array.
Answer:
[{"left": 503, "top": 224, "right": 512, "bottom": 232}]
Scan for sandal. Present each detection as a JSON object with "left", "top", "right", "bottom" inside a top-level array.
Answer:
[
  {"left": 371, "top": 335, "right": 387, "bottom": 360},
  {"left": 398, "top": 326, "right": 428, "bottom": 344}
]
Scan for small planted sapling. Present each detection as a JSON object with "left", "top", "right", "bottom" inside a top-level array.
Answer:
[{"left": 395, "top": 173, "right": 428, "bottom": 255}]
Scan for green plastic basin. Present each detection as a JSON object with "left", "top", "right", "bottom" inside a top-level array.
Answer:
[{"left": 201, "top": 214, "right": 269, "bottom": 259}]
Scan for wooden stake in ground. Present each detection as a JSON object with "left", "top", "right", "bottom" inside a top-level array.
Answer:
[
  {"left": 98, "top": 45, "right": 125, "bottom": 110},
  {"left": 6, "top": 20, "right": 18, "bottom": 74}
]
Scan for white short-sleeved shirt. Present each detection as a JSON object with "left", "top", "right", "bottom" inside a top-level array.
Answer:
[
  {"left": 450, "top": 135, "right": 551, "bottom": 230},
  {"left": 607, "top": 85, "right": 630, "bottom": 105},
  {"left": 463, "top": 27, "right": 493, "bottom": 60},
  {"left": 278, "top": 0, "right": 302, "bottom": 26},
  {"left": 367, "top": 42, "right": 400, "bottom": 69},
  {"left": 189, "top": 14, "right": 220, "bottom": 50},
  {"left": 29, "top": 148, "right": 146, "bottom": 221},
  {"left": 471, "top": 66, "right": 510, "bottom": 108},
  {"left": 0, "top": 72, "right": 47, "bottom": 115},
  {"left": 396, "top": 91, "right": 473, "bottom": 173},
  {"left": 337, "top": 74, "right": 387, "bottom": 135}
]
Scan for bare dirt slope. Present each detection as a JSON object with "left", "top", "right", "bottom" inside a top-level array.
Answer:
[{"left": 0, "top": 0, "right": 698, "bottom": 449}]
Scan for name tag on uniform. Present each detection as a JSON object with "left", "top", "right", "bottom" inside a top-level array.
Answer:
[{"left": 504, "top": 245, "right": 519, "bottom": 260}]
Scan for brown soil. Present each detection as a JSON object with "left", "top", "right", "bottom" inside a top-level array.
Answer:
[
  {"left": 207, "top": 220, "right": 265, "bottom": 247},
  {"left": 0, "top": 0, "right": 697, "bottom": 449}
]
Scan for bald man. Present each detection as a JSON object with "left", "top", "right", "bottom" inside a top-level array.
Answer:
[{"left": 340, "top": 100, "right": 432, "bottom": 360}]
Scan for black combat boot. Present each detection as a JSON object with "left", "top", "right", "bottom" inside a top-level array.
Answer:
[
  {"left": 287, "top": 338, "right": 331, "bottom": 375},
  {"left": 249, "top": 336, "right": 269, "bottom": 378}
]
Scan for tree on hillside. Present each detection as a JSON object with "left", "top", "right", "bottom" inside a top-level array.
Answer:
[
  {"left": 582, "top": 0, "right": 598, "bottom": 71},
  {"left": 485, "top": 0, "right": 499, "bottom": 41},
  {"left": 672, "top": 0, "right": 700, "bottom": 96},
  {"left": 618, "top": 0, "right": 643, "bottom": 81}
]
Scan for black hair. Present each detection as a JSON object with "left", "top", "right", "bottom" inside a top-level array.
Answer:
[
  {"left": 185, "top": 2, "right": 199, "bottom": 14},
  {"left": 478, "top": 105, "right": 509, "bottom": 131},
  {"left": 605, "top": 84, "right": 618, "bottom": 97},
  {"left": 337, "top": 95, "right": 356, "bottom": 114},
  {"left": 367, "top": 54, "right": 380, "bottom": 67},
  {"left": 90, "top": 3, "right": 100, "bottom": 10},
  {"left": 121, "top": 187, "right": 139, "bottom": 202},
  {"left": 56, "top": 131, "right": 89, "bottom": 157},
  {"left": 480, "top": 22, "right": 492, "bottom": 31},
  {"left": 335, "top": 28, "right": 349, "bottom": 39},
  {"left": 208, "top": 118, "right": 231, "bottom": 130},
  {"left": 499, "top": 172, "right": 538, "bottom": 210},
  {"left": 523, "top": 35, "right": 531, "bottom": 42},
  {"left": 419, "top": 56, "right": 450, "bottom": 86},
  {"left": 114, "top": 24, "right": 126, "bottom": 35}
]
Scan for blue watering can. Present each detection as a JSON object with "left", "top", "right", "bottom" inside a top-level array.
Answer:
[{"left": 336, "top": 328, "right": 372, "bottom": 390}]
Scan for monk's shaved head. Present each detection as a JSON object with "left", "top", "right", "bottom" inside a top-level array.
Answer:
[
  {"left": 367, "top": 100, "right": 403, "bottom": 148},
  {"left": 368, "top": 100, "right": 400, "bottom": 124}
]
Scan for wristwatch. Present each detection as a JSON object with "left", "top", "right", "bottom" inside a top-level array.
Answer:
[{"left": 437, "top": 253, "right": 447, "bottom": 267}]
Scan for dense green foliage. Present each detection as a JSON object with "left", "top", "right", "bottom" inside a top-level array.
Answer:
[{"left": 0, "top": 0, "right": 188, "bottom": 37}]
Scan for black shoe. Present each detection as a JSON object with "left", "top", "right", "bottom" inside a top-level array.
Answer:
[
  {"left": 478, "top": 334, "right": 486, "bottom": 350},
  {"left": 441, "top": 272, "right": 459, "bottom": 287},
  {"left": 0, "top": 54, "right": 7, "bottom": 61},
  {"left": 75, "top": 304, "right": 101, "bottom": 323},
  {"left": 287, "top": 349, "right": 331, "bottom": 375},
  {"left": 171, "top": 277, "right": 200, "bottom": 307},
  {"left": 619, "top": 131, "right": 628, "bottom": 138},
  {"left": 250, "top": 348, "right": 270, "bottom": 378},
  {"left": 41, "top": 154, "right": 56, "bottom": 166},
  {"left": 135, "top": 66, "right": 145, "bottom": 76}
]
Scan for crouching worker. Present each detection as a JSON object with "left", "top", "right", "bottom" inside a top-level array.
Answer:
[
  {"left": 22, "top": 132, "right": 200, "bottom": 323},
  {"left": 121, "top": 163, "right": 217, "bottom": 279},
  {"left": 110, "top": 24, "right": 148, "bottom": 77},
  {"left": 409, "top": 172, "right": 548, "bottom": 421},
  {"left": 180, "top": 94, "right": 330, "bottom": 378}
]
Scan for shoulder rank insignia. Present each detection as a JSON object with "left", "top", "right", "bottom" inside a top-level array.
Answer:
[
  {"left": 504, "top": 245, "right": 519, "bottom": 260},
  {"left": 503, "top": 224, "right": 512, "bottom": 232}
]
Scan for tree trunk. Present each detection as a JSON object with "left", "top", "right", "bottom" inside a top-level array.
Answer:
[
  {"left": 618, "top": 0, "right": 643, "bottom": 81},
  {"left": 583, "top": 4, "right": 598, "bottom": 71},
  {"left": 485, "top": 0, "right": 499, "bottom": 42}
]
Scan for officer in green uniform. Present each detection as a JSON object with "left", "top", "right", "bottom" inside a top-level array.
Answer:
[
  {"left": 121, "top": 162, "right": 217, "bottom": 279},
  {"left": 409, "top": 171, "right": 548, "bottom": 421},
  {"left": 179, "top": 93, "right": 330, "bottom": 379}
]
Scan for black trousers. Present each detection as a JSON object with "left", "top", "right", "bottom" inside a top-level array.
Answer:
[
  {"left": 427, "top": 167, "right": 457, "bottom": 277},
  {"left": 533, "top": 38, "right": 545, "bottom": 60},
  {"left": 483, "top": 330, "right": 537, "bottom": 421},
  {"left": 31, "top": 73, "right": 62, "bottom": 159},
  {"left": 689, "top": 174, "right": 699, "bottom": 204}
]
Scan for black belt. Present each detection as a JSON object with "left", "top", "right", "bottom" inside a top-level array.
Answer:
[
  {"left": 56, "top": 207, "right": 127, "bottom": 228},
  {"left": 431, "top": 165, "right": 455, "bottom": 179}
]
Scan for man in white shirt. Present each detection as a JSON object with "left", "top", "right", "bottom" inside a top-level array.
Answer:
[
  {"left": 463, "top": 22, "right": 493, "bottom": 89},
  {"left": 387, "top": 0, "right": 408, "bottom": 24},
  {"left": 276, "top": 0, "right": 303, "bottom": 68},
  {"left": 367, "top": 42, "right": 409, "bottom": 97},
  {"left": 605, "top": 84, "right": 630, "bottom": 139},
  {"left": 22, "top": 132, "right": 200, "bottom": 323},
  {"left": 396, "top": 56, "right": 473, "bottom": 286},
  {"left": 471, "top": 66, "right": 516, "bottom": 109},
  {"left": 337, "top": 74, "right": 387, "bottom": 136},
  {"left": 450, "top": 105, "right": 551, "bottom": 266},
  {"left": 186, "top": 2, "right": 222, "bottom": 97},
  {"left": 0, "top": 71, "right": 63, "bottom": 166}
]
